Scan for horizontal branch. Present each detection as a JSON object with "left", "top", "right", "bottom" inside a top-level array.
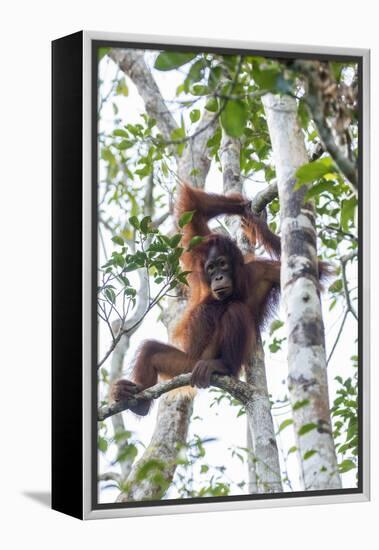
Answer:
[{"left": 98, "top": 373, "right": 254, "bottom": 421}]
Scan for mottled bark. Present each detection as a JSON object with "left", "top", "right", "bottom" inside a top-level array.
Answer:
[
  {"left": 220, "top": 132, "right": 282, "bottom": 493},
  {"left": 262, "top": 93, "right": 341, "bottom": 490},
  {"left": 245, "top": 334, "right": 282, "bottom": 492},
  {"left": 177, "top": 110, "right": 218, "bottom": 186}
]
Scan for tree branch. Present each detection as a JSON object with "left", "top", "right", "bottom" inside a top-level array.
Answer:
[
  {"left": 108, "top": 49, "right": 178, "bottom": 142},
  {"left": 340, "top": 251, "right": 358, "bottom": 320},
  {"left": 327, "top": 309, "right": 349, "bottom": 366},
  {"left": 98, "top": 373, "right": 254, "bottom": 421},
  {"left": 250, "top": 181, "right": 278, "bottom": 214}
]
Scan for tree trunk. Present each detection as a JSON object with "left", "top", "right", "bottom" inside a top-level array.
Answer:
[
  {"left": 220, "top": 133, "right": 282, "bottom": 493},
  {"left": 262, "top": 93, "right": 341, "bottom": 490}
]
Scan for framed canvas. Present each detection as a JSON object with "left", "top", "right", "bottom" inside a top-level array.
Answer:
[{"left": 52, "top": 31, "right": 370, "bottom": 520}]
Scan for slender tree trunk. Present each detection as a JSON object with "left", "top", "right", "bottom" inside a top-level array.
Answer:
[
  {"left": 262, "top": 93, "right": 341, "bottom": 490},
  {"left": 244, "top": 334, "right": 282, "bottom": 492},
  {"left": 220, "top": 133, "right": 282, "bottom": 493}
]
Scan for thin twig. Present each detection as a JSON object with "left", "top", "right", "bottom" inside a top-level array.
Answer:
[
  {"left": 327, "top": 309, "right": 349, "bottom": 366},
  {"left": 340, "top": 251, "right": 358, "bottom": 320}
]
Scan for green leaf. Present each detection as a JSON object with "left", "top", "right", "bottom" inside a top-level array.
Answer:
[
  {"left": 129, "top": 216, "right": 140, "bottom": 230},
  {"left": 170, "top": 233, "right": 182, "bottom": 248},
  {"left": 188, "top": 236, "right": 205, "bottom": 250},
  {"left": 298, "top": 98, "right": 310, "bottom": 129},
  {"left": 340, "top": 197, "right": 357, "bottom": 231},
  {"left": 339, "top": 459, "right": 356, "bottom": 473},
  {"left": 116, "top": 77, "right": 129, "bottom": 96},
  {"left": 178, "top": 210, "right": 195, "bottom": 228},
  {"left": 293, "top": 399, "right": 310, "bottom": 411},
  {"left": 116, "top": 443, "right": 138, "bottom": 463},
  {"left": 98, "top": 436, "right": 108, "bottom": 453},
  {"left": 303, "top": 449, "right": 318, "bottom": 460},
  {"left": 252, "top": 66, "right": 280, "bottom": 90},
  {"left": 136, "top": 458, "right": 166, "bottom": 482},
  {"left": 270, "top": 319, "right": 284, "bottom": 335},
  {"left": 112, "top": 236, "right": 124, "bottom": 246},
  {"left": 220, "top": 100, "right": 248, "bottom": 138},
  {"left": 205, "top": 97, "right": 219, "bottom": 112},
  {"left": 287, "top": 446, "right": 297, "bottom": 455},
  {"left": 200, "top": 465, "right": 209, "bottom": 474},
  {"left": 298, "top": 422, "right": 317, "bottom": 436},
  {"left": 305, "top": 181, "right": 336, "bottom": 201},
  {"left": 140, "top": 216, "right": 152, "bottom": 235},
  {"left": 190, "top": 109, "right": 201, "bottom": 123},
  {"left": 190, "top": 84, "right": 209, "bottom": 96},
  {"left": 98, "top": 47, "right": 110, "bottom": 61},
  {"left": 278, "top": 418, "right": 294, "bottom": 432},
  {"left": 105, "top": 288, "right": 116, "bottom": 303},
  {"left": 328, "top": 279, "right": 343, "bottom": 293},
  {"left": 116, "top": 140, "right": 133, "bottom": 150},
  {"left": 154, "top": 52, "right": 196, "bottom": 71},
  {"left": 113, "top": 129, "right": 129, "bottom": 138},
  {"left": 295, "top": 157, "right": 335, "bottom": 185}
]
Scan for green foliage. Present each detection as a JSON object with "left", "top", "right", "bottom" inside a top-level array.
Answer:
[
  {"left": 278, "top": 418, "right": 294, "bottom": 433},
  {"left": 332, "top": 358, "right": 358, "bottom": 477},
  {"left": 189, "top": 109, "right": 201, "bottom": 123},
  {"left": 178, "top": 210, "right": 195, "bottom": 228},
  {"left": 98, "top": 214, "right": 194, "bottom": 328},
  {"left": 209, "top": 388, "right": 245, "bottom": 418},
  {"left": 298, "top": 423, "right": 317, "bottom": 436},
  {"left": 98, "top": 436, "right": 108, "bottom": 453},
  {"left": 220, "top": 99, "right": 248, "bottom": 137},
  {"left": 187, "top": 235, "right": 205, "bottom": 250},
  {"left": 154, "top": 51, "right": 197, "bottom": 71},
  {"left": 270, "top": 319, "right": 284, "bottom": 335},
  {"left": 269, "top": 336, "right": 286, "bottom": 353},
  {"left": 98, "top": 47, "right": 110, "bottom": 61},
  {"left": 293, "top": 399, "right": 310, "bottom": 411},
  {"left": 295, "top": 157, "right": 336, "bottom": 186},
  {"left": 116, "top": 77, "right": 129, "bottom": 96},
  {"left": 116, "top": 443, "right": 138, "bottom": 463},
  {"left": 303, "top": 449, "right": 318, "bottom": 460}
]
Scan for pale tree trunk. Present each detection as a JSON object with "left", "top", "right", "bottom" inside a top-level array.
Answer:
[
  {"left": 262, "top": 93, "right": 341, "bottom": 490},
  {"left": 109, "top": 48, "right": 217, "bottom": 501},
  {"left": 244, "top": 334, "right": 282, "bottom": 492},
  {"left": 220, "top": 133, "right": 282, "bottom": 492}
]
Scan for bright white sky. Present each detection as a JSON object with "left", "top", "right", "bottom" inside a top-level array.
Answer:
[{"left": 97, "top": 50, "right": 358, "bottom": 503}]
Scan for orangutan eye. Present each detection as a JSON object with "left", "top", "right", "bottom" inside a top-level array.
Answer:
[
  {"left": 207, "top": 263, "right": 214, "bottom": 273},
  {"left": 219, "top": 259, "right": 228, "bottom": 269}
]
